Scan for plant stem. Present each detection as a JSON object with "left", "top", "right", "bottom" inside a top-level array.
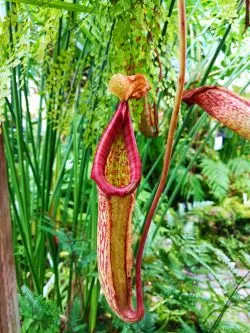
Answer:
[
  {"left": 208, "top": 271, "right": 250, "bottom": 333},
  {"left": 135, "top": 0, "right": 186, "bottom": 314}
]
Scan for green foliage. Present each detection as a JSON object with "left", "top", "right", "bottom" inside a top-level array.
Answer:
[
  {"left": 8, "top": 0, "right": 89, "bottom": 12},
  {"left": 144, "top": 201, "right": 250, "bottom": 332},
  {"left": 201, "top": 158, "right": 230, "bottom": 200},
  {"left": 216, "top": 0, "right": 238, "bottom": 24},
  {"left": 66, "top": 298, "right": 87, "bottom": 333},
  {"left": 19, "top": 286, "right": 60, "bottom": 332},
  {"left": 178, "top": 166, "right": 205, "bottom": 201},
  {"left": 228, "top": 157, "right": 250, "bottom": 177}
]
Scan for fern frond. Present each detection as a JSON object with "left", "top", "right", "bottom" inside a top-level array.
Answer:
[
  {"left": 205, "top": 243, "right": 237, "bottom": 276},
  {"left": 67, "top": 297, "right": 85, "bottom": 333},
  {"left": 228, "top": 157, "right": 250, "bottom": 177},
  {"left": 201, "top": 158, "right": 229, "bottom": 200},
  {"left": 177, "top": 166, "right": 205, "bottom": 201}
]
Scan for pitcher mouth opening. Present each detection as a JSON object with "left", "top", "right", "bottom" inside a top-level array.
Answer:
[{"left": 91, "top": 101, "right": 141, "bottom": 197}]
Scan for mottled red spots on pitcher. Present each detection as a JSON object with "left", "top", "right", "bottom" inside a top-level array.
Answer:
[
  {"left": 91, "top": 100, "right": 144, "bottom": 322},
  {"left": 182, "top": 86, "right": 250, "bottom": 140}
]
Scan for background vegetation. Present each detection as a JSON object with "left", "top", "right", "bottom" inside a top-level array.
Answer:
[{"left": 0, "top": 0, "right": 249, "bottom": 332}]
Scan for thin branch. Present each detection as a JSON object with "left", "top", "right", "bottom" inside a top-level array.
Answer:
[{"left": 135, "top": 0, "right": 187, "bottom": 316}]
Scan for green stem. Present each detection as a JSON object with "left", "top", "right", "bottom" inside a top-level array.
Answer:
[{"left": 208, "top": 271, "right": 250, "bottom": 333}]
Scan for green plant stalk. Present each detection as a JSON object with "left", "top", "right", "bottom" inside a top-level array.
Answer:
[
  {"left": 138, "top": 149, "right": 164, "bottom": 194},
  {"left": 36, "top": 9, "right": 65, "bottom": 290},
  {"left": 50, "top": 11, "right": 91, "bottom": 201},
  {"left": 44, "top": 6, "right": 88, "bottom": 306},
  {"left": 23, "top": 74, "right": 39, "bottom": 179},
  {"left": 49, "top": 40, "right": 90, "bottom": 205},
  {"left": 4, "top": 95, "right": 40, "bottom": 194},
  {"left": 64, "top": 0, "right": 78, "bottom": 50},
  {"left": 45, "top": 148, "right": 62, "bottom": 308},
  {"left": 7, "top": 3, "right": 31, "bottom": 247},
  {"left": 161, "top": 0, "right": 176, "bottom": 37},
  {"left": 208, "top": 271, "right": 250, "bottom": 333},
  {"left": 2, "top": 120, "right": 41, "bottom": 292},
  {"left": 225, "top": 60, "right": 250, "bottom": 86},
  {"left": 38, "top": 119, "right": 57, "bottom": 284},
  {"left": 47, "top": 14, "right": 92, "bottom": 307},
  {"left": 61, "top": 22, "right": 97, "bottom": 317},
  {"left": 36, "top": 73, "right": 45, "bottom": 157},
  {"left": 6, "top": 1, "right": 42, "bottom": 291},
  {"left": 61, "top": 164, "right": 74, "bottom": 223},
  {"left": 67, "top": 119, "right": 87, "bottom": 305},
  {"left": 88, "top": 278, "right": 99, "bottom": 333}
]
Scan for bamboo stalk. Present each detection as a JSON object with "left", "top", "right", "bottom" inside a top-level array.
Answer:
[{"left": 0, "top": 132, "right": 20, "bottom": 333}]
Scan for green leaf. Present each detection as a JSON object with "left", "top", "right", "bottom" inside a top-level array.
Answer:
[
  {"left": 201, "top": 158, "right": 230, "bottom": 201},
  {"left": 7, "top": 0, "right": 89, "bottom": 12}
]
